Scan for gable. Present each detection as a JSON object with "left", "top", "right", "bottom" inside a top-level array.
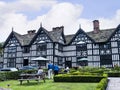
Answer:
[
  {"left": 69, "top": 29, "right": 94, "bottom": 45},
  {"left": 6, "top": 35, "right": 20, "bottom": 47},
  {"left": 30, "top": 27, "right": 53, "bottom": 45},
  {"left": 108, "top": 25, "right": 120, "bottom": 42},
  {"left": 3, "top": 31, "right": 21, "bottom": 48}
]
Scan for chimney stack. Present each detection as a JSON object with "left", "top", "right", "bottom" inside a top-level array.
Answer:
[
  {"left": 27, "top": 30, "right": 36, "bottom": 35},
  {"left": 93, "top": 20, "right": 100, "bottom": 33},
  {"left": 53, "top": 26, "right": 64, "bottom": 31}
]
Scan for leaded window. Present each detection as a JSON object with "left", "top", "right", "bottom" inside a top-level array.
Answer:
[
  {"left": 58, "top": 57, "right": 63, "bottom": 65},
  {"left": 37, "top": 43, "right": 47, "bottom": 56},
  {"left": 100, "top": 42, "right": 111, "bottom": 55},
  {"left": 7, "top": 58, "right": 15, "bottom": 67},
  {"left": 76, "top": 43, "right": 87, "bottom": 57},
  {"left": 58, "top": 44, "right": 63, "bottom": 52},
  {"left": 8, "top": 44, "right": 16, "bottom": 53},
  {"left": 23, "top": 47, "right": 30, "bottom": 53}
]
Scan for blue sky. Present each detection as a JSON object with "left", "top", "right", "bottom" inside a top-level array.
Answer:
[
  {"left": 19, "top": 0, "right": 120, "bottom": 20},
  {"left": 0, "top": 0, "right": 120, "bottom": 42}
]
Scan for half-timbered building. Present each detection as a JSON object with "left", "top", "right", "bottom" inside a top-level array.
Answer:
[{"left": 3, "top": 20, "right": 120, "bottom": 68}]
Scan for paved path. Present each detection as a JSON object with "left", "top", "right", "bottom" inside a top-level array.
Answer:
[
  {"left": 0, "top": 88, "right": 10, "bottom": 90},
  {"left": 106, "top": 77, "right": 120, "bottom": 90}
]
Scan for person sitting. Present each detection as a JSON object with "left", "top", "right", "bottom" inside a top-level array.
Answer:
[
  {"left": 37, "top": 67, "right": 43, "bottom": 75},
  {"left": 64, "top": 66, "right": 70, "bottom": 73}
]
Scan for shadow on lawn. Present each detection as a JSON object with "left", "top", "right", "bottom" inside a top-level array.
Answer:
[{"left": 17, "top": 82, "right": 45, "bottom": 86}]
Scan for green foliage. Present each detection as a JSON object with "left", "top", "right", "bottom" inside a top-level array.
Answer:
[
  {"left": 106, "top": 72, "right": 120, "bottom": 77},
  {"left": 0, "top": 69, "right": 37, "bottom": 80},
  {"left": 96, "top": 78, "right": 108, "bottom": 90},
  {"left": 54, "top": 74, "right": 106, "bottom": 82},
  {"left": 0, "top": 80, "right": 97, "bottom": 90},
  {"left": 113, "top": 64, "right": 120, "bottom": 71},
  {"left": 0, "top": 72, "right": 6, "bottom": 81}
]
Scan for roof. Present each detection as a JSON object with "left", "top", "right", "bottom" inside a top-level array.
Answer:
[
  {"left": 48, "top": 29, "right": 63, "bottom": 42},
  {"left": 14, "top": 31, "right": 35, "bottom": 46},
  {"left": 3, "top": 25, "right": 118, "bottom": 47},
  {"left": 65, "top": 34, "right": 74, "bottom": 44},
  {"left": 87, "top": 28, "right": 115, "bottom": 43},
  {"left": 63, "top": 28, "right": 116, "bottom": 44}
]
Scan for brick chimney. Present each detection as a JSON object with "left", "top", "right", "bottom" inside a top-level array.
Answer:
[
  {"left": 27, "top": 30, "right": 36, "bottom": 35},
  {"left": 93, "top": 20, "right": 100, "bottom": 33},
  {"left": 52, "top": 26, "right": 64, "bottom": 31}
]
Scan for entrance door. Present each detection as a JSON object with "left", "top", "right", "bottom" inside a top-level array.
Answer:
[
  {"left": 65, "top": 61, "right": 72, "bottom": 68},
  {"left": 23, "top": 59, "right": 28, "bottom": 66}
]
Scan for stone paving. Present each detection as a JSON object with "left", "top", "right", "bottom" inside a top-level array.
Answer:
[
  {"left": 0, "top": 88, "right": 10, "bottom": 90},
  {"left": 106, "top": 77, "right": 120, "bottom": 90}
]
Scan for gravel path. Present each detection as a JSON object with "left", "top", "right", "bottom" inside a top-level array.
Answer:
[{"left": 106, "top": 77, "right": 120, "bottom": 90}]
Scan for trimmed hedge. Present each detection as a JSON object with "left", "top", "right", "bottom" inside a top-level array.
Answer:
[
  {"left": 54, "top": 74, "right": 106, "bottom": 82},
  {"left": 96, "top": 78, "right": 108, "bottom": 90},
  {"left": 0, "top": 69, "right": 37, "bottom": 81},
  {"left": 106, "top": 72, "right": 120, "bottom": 77}
]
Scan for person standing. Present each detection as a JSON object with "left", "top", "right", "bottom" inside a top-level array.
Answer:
[
  {"left": 53, "top": 64, "right": 59, "bottom": 75},
  {"left": 48, "top": 62, "right": 53, "bottom": 79}
]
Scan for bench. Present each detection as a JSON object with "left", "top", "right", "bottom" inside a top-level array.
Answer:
[{"left": 18, "top": 73, "right": 45, "bottom": 85}]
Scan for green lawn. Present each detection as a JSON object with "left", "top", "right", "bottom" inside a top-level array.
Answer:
[{"left": 0, "top": 80, "right": 97, "bottom": 90}]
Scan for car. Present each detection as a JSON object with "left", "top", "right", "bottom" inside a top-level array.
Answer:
[
  {"left": 0, "top": 68, "right": 18, "bottom": 71},
  {"left": 19, "top": 66, "right": 37, "bottom": 70},
  {"left": 31, "top": 65, "right": 39, "bottom": 69}
]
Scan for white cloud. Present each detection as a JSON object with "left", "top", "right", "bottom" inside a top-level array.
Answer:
[
  {"left": 40, "top": 3, "right": 83, "bottom": 32},
  {"left": 0, "top": 0, "right": 120, "bottom": 42}
]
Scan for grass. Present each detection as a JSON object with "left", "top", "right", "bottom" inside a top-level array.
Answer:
[{"left": 0, "top": 80, "right": 98, "bottom": 90}]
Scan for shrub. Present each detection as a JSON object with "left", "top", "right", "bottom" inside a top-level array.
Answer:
[
  {"left": 0, "top": 72, "right": 6, "bottom": 81},
  {"left": 54, "top": 74, "right": 106, "bottom": 82},
  {"left": 96, "top": 78, "right": 108, "bottom": 90},
  {"left": 106, "top": 72, "right": 120, "bottom": 77},
  {"left": 0, "top": 69, "right": 37, "bottom": 80}
]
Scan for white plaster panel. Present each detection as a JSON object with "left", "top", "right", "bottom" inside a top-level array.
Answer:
[
  {"left": 64, "top": 51, "right": 76, "bottom": 56},
  {"left": 17, "top": 47, "right": 22, "bottom": 51},
  {"left": 16, "top": 58, "right": 22, "bottom": 63},
  {"left": 63, "top": 46, "right": 76, "bottom": 51},
  {"left": 31, "top": 51, "right": 36, "bottom": 56},
  {"left": 31, "top": 45, "right": 36, "bottom": 50},
  {"left": 47, "top": 43, "right": 53, "bottom": 48},
  {"left": 111, "top": 42, "right": 117, "bottom": 47},
  {"left": 88, "top": 50, "right": 92, "bottom": 55},
  {"left": 17, "top": 52, "right": 22, "bottom": 57},
  {"left": 72, "top": 57, "right": 76, "bottom": 62},
  {"left": 4, "top": 59, "right": 7, "bottom": 63},
  {"left": 4, "top": 53, "right": 7, "bottom": 58},
  {"left": 4, "top": 48, "right": 8, "bottom": 52},
  {"left": 87, "top": 44, "right": 92, "bottom": 49},
  {"left": 112, "top": 48, "right": 118, "bottom": 53}
]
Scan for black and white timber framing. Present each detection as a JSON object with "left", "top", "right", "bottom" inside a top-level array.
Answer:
[{"left": 3, "top": 20, "right": 120, "bottom": 68}]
